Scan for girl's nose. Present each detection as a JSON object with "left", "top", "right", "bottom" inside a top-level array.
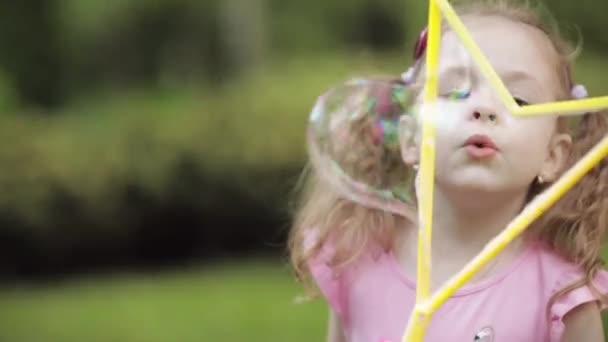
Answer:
[
  {"left": 470, "top": 109, "right": 498, "bottom": 123},
  {"left": 468, "top": 88, "right": 501, "bottom": 124}
]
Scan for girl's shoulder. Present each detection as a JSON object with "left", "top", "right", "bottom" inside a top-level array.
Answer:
[
  {"left": 529, "top": 241, "right": 608, "bottom": 290},
  {"left": 304, "top": 228, "right": 387, "bottom": 317},
  {"left": 304, "top": 228, "right": 346, "bottom": 315},
  {"left": 528, "top": 241, "right": 608, "bottom": 341}
]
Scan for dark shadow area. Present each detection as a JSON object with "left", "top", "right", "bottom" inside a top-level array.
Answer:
[{"left": 0, "top": 154, "right": 300, "bottom": 283}]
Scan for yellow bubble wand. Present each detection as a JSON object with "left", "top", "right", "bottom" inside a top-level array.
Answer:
[{"left": 401, "top": 0, "right": 608, "bottom": 341}]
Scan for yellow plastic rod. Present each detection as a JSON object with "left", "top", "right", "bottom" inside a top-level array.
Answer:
[
  {"left": 512, "top": 97, "right": 608, "bottom": 117},
  {"left": 400, "top": 0, "right": 441, "bottom": 339},
  {"left": 400, "top": 307, "right": 432, "bottom": 342},
  {"left": 424, "top": 134, "right": 608, "bottom": 313},
  {"left": 417, "top": 0, "right": 441, "bottom": 304}
]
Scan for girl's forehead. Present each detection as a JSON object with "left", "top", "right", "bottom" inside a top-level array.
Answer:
[{"left": 439, "top": 15, "right": 562, "bottom": 91}]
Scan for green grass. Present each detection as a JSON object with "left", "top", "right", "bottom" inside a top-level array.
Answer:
[{"left": 0, "top": 260, "right": 326, "bottom": 342}]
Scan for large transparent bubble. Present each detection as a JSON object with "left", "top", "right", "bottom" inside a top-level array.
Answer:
[{"left": 306, "top": 79, "right": 419, "bottom": 218}]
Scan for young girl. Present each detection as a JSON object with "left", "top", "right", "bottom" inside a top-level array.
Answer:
[{"left": 289, "top": 1, "right": 608, "bottom": 341}]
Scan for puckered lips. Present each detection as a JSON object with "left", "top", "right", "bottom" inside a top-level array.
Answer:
[{"left": 463, "top": 134, "right": 499, "bottom": 159}]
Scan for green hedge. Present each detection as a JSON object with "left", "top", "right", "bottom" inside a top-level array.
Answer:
[
  {"left": 0, "top": 53, "right": 405, "bottom": 229},
  {"left": 0, "top": 50, "right": 606, "bottom": 229}
]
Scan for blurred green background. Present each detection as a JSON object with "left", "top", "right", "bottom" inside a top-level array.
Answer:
[{"left": 0, "top": 0, "right": 606, "bottom": 341}]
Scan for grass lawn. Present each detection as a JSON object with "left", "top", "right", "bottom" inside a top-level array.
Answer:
[{"left": 0, "top": 260, "right": 326, "bottom": 342}]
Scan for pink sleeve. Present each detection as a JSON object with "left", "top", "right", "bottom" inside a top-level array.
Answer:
[
  {"left": 549, "top": 267, "right": 608, "bottom": 342},
  {"left": 304, "top": 229, "right": 347, "bottom": 317}
]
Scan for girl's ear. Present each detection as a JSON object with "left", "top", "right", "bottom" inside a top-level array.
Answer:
[
  {"left": 540, "top": 133, "right": 573, "bottom": 182},
  {"left": 399, "top": 114, "right": 419, "bottom": 166}
]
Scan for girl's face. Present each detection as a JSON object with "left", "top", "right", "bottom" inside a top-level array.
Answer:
[{"left": 403, "top": 15, "right": 572, "bottom": 196}]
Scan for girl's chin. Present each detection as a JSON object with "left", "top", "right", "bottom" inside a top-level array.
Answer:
[
  {"left": 436, "top": 176, "right": 508, "bottom": 194},
  {"left": 436, "top": 177, "right": 531, "bottom": 200}
]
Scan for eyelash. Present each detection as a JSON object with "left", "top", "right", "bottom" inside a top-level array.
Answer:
[
  {"left": 514, "top": 97, "right": 529, "bottom": 106},
  {"left": 442, "top": 90, "right": 530, "bottom": 107}
]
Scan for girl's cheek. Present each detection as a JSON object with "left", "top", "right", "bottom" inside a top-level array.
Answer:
[
  {"left": 416, "top": 101, "right": 465, "bottom": 135},
  {"left": 407, "top": 99, "right": 466, "bottom": 156}
]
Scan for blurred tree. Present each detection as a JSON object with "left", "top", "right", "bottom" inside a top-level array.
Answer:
[
  {"left": 339, "top": 0, "right": 407, "bottom": 51},
  {"left": 78, "top": 2, "right": 198, "bottom": 87},
  {"left": 218, "top": 0, "right": 266, "bottom": 79},
  {"left": 0, "top": 0, "right": 65, "bottom": 109}
]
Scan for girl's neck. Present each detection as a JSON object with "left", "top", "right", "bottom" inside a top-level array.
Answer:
[
  {"left": 396, "top": 185, "right": 530, "bottom": 290},
  {"left": 431, "top": 186, "right": 528, "bottom": 255}
]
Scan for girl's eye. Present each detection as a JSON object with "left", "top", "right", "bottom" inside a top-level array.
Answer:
[
  {"left": 514, "top": 97, "right": 529, "bottom": 106},
  {"left": 444, "top": 89, "right": 471, "bottom": 100}
]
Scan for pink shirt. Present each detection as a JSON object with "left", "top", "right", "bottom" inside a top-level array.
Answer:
[{"left": 308, "top": 237, "right": 608, "bottom": 342}]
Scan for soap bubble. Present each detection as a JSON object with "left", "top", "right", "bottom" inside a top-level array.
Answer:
[{"left": 306, "top": 79, "right": 418, "bottom": 218}]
